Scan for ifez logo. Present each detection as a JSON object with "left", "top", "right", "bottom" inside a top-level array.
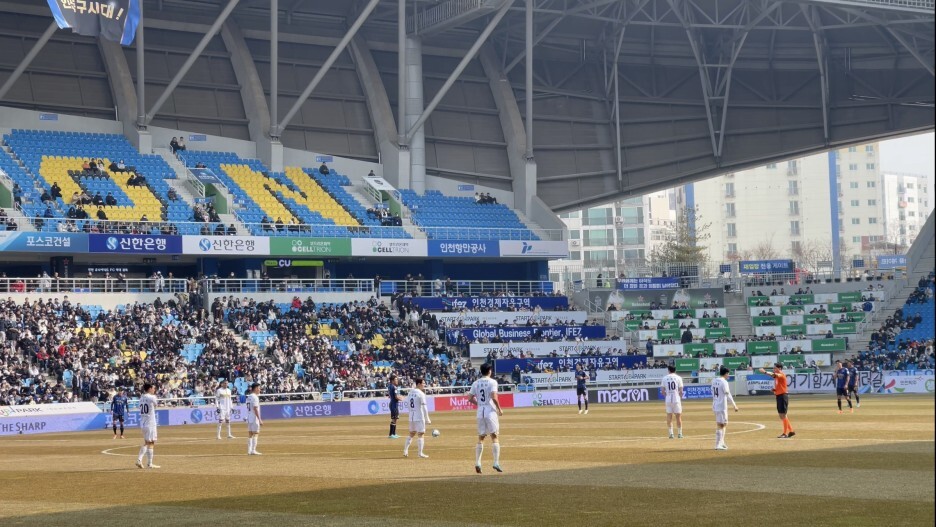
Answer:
[
  {"left": 106, "top": 237, "right": 119, "bottom": 250},
  {"left": 198, "top": 238, "right": 213, "bottom": 252},
  {"left": 367, "top": 400, "right": 380, "bottom": 415}
]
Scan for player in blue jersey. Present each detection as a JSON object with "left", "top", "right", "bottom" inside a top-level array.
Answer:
[
  {"left": 111, "top": 389, "right": 129, "bottom": 439},
  {"left": 846, "top": 361, "right": 861, "bottom": 409},
  {"left": 575, "top": 364, "right": 589, "bottom": 415},
  {"left": 388, "top": 374, "right": 403, "bottom": 439},
  {"left": 834, "top": 361, "right": 852, "bottom": 414}
]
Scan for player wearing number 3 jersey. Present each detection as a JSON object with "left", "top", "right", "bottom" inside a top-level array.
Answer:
[
  {"left": 468, "top": 363, "right": 503, "bottom": 474},
  {"left": 135, "top": 383, "right": 160, "bottom": 469},
  {"left": 660, "top": 365, "right": 684, "bottom": 439}
]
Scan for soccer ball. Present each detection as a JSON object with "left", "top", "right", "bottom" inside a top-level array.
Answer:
[{"left": 431, "top": 429, "right": 440, "bottom": 437}]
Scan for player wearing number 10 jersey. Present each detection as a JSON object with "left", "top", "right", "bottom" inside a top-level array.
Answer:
[
  {"left": 660, "top": 365, "right": 684, "bottom": 439},
  {"left": 468, "top": 363, "right": 503, "bottom": 474},
  {"left": 135, "top": 383, "right": 160, "bottom": 469}
]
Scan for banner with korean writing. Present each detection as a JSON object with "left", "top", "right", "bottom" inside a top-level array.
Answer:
[
  {"left": 739, "top": 259, "right": 794, "bottom": 273},
  {"left": 877, "top": 254, "right": 907, "bottom": 269},
  {"left": 88, "top": 234, "right": 182, "bottom": 254},
  {"left": 428, "top": 240, "right": 499, "bottom": 258},
  {"left": 435, "top": 311, "right": 586, "bottom": 326},
  {"left": 446, "top": 325, "right": 606, "bottom": 344},
  {"left": 408, "top": 296, "right": 568, "bottom": 311},
  {"left": 47, "top": 0, "right": 141, "bottom": 45},
  {"left": 603, "top": 287, "right": 725, "bottom": 310},
  {"left": 471, "top": 341, "right": 632, "bottom": 359},
  {"left": 615, "top": 277, "right": 680, "bottom": 290},
  {"left": 0, "top": 232, "right": 88, "bottom": 252},
  {"left": 493, "top": 355, "right": 647, "bottom": 374},
  {"left": 182, "top": 235, "right": 270, "bottom": 256}
]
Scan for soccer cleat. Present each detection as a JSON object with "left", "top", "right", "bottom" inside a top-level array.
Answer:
[
  {"left": 403, "top": 453, "right": 408, "bottom": 458},
  {"left": 668, "top": 434, "right": 674, "bottom": 439},
  {"left": 850, "top": 408, "right": 854, "bottom": 414},
  {"left": 120, "top": 435, "right": 125, "bottom": 439},
  {"left": 217, "top": 436, "right": 222, "bottom": 440},
  {"left": 250, "top": 451, "right": 262, "bottom": 455},
  {"left": 147, "top": 464, "right": 161, "bottom": 469},
  {"left": 113, "top": 434, "right": 117, "bottom": 440},
  {"left": 777, "top": 434, "right": 788, "bottom": 439},
  {"left": 475, "top": 465, "right": 482, "bottom": 474},
  {"left": 677, "top": 433, "right": 683, "bottom": 439},
  {"left": 493, "top": 464, "right": 503, "bottom": 473},
  {"left": 787, "top": 431, "right": 796, "bottom": 438},
  {"left": 578, "top": 409, "right": 583, "bottom": 415},
  {"left": 715, "top": 445, "right": 728, "bottom": 451},
  {"left": 389, "top": 435, "right": 400, "bottom": 439},
  {"left": 857, "top": 403, "right": 861, "bottom": 408},
  {"left": 135, "top": 461, "right": 144, "bottom": 469},
  {"left": 837, "top": 410, "right": 843, "bottom": 414},
  {"left": 419, "top": 453, "right": 429, "bottom": 459},
  {"left": 584, "top": 410, "right": 589, "bottom": 415},
  {"left": 227, "top": 435, "right": 236, "bottom": 439}
]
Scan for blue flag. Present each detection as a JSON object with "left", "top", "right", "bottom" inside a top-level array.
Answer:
[{"left": 47, "top": 0, "right": 141, "bottom": 46}]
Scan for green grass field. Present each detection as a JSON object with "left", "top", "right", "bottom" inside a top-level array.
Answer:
[{"left": 0, "top": 393, "right": 932, "bottom": 526}]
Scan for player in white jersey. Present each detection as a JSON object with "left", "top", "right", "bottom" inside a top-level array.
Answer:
[
  {"left": 403, "top": 378, "right": 431, "bottom": 459},
  {"left": 711, "top": 366, "right": 739, "bottom": 451},
  {"left": 215, "top": 379, "right": 235, "bottom": 440},
  {"left": 135, "top": 383, "right": 160, "bottom": 469},
  {"left": 660, "top": 365, "right": 684, "bottom": 439},
  {"left": 468, "top": 363, "right": 503, "bottom": 474},
  {"left": 246, "top": 383, "right": 263, "bottom": 455}
]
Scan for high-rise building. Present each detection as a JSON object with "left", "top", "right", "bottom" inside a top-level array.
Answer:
[
  {"left": 881, "top": 172, "right": 934, "bottom": 250},
  {"left": 681, "top": 143, "right": 890, "bottom": 269},
  {"left": 549, "top": 190, "right": 676, "bottom": 290}
]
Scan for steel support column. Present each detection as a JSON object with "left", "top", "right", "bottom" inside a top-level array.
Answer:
[
  {"left": 135, "top": 5, "right": 145, "bottom": 128},
  {"left": 397, "top": 0, "right": 406, "bottom": 146},
  {"left": 270, "top": 0, "right": 279, "bottom": 139},
  {"left": 802, "top": 5, "right": 831, "bottom": 143},
  {"left": 0, "top": 21, "right": 58, "bottom": 102},
  {"left": 525, "top": 0, "right": 533, "bottom": 160},
  {"left": 405, "top": 0, "right": 511, "bottom": 144},
  {"left": 144, "top": 0, "right": 240, "bottom": 124},
  {"left": 273, "top": 0, "right": 380, "bottom": 137}
]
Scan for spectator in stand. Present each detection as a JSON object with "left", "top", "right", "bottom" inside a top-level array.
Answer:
[
  {"left": 40, "top": 189, "right": 53, "bottom": 203},
  {"left": 176, "top": 137, "right": 186, "bottom": 152},
  {"left": 319, "top": 163, "right": 329, "bottom": 176},
  {"left": 50, "top": 183, "right": 62, "bottom": 200},
  {"left": 92, "top": 192, "right": 104, "bottom": 207},
  {"left": 96, "top": 207, "right": 108, "bottom": 221},
  {"left": 226, "top": 224, "right": 237, "bottom": 236},
  {"left": 105, "top": 192, "right": 117, "bottom": 206}
]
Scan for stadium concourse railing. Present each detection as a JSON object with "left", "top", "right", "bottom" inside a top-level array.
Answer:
[
  {"left": 0, "top": 277, "right": 188, "bottom": 293},
  {"left": 18, "top": 217, "right": 564, "bottom": 241},
  {"left": 205, "top": 278, "right": 374, "bottom": 294},
  {"left": 381, "top": 280, "right": 556, "bottom": 296}
]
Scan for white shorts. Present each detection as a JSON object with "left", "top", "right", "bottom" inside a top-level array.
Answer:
[
  {"left": 714, "top": 410, "right": 728, "bottom": 425},
  {"left": 141, "top": 425, "right": 158, "bottom": 442},
  {"left": 477, "top": 414, "right": 499, "bottom": 436},
  {"left": 247, "top": 420, "right": 260, "bottom": 433},
  {"left": 409, "top": 420, "right": 426, "bottom": 434},
  {"left": 665, "top": 401, "right": 683, "bottom": 415},
  {"left": 217, "top": 410, "right": 231, "bottom": 422}
]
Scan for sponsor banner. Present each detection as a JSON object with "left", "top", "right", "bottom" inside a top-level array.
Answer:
[
  {"left": 190, "top": 168, "right": 221, "bottom": 185},
  {"left": 446, "top": 325, "right": 605, "bottom": 344},
  {"left": 513, "top": 390, "right": 577, "bottom": 408},
  {"left": 603, "top": 288, "right": 725, "bottom": 311},
  {"left": 588, "top": 388, "right": 653, "bottom": 404},
  {"left": 428, "top": 240, "right": 499, "bottom": 258},
  {"left": 656, "top": 385, "right": 712, "bottom": 400},
  {"left": 474, "top": 341, "right": 632, "bottom": 359},
  {"left": 615, "top": 277, "right": 680, "bottom": 290},
  {"left": 880, "top": 371, "right": 935, "bottom": 394},
  {"left": 349, "top": 398, "right": 432, "bottom": 417},
  {"left": 804, "top": 353, "right": 832, "bottom": 366},
  {"left": 877, "top": 254, "right": 907, "bottom": 269},
  {"left": 0, "top": 412, "right": 107, "bottom": 435},
  {"left": 188, "top": 134, "right": 207, "bottom": 142},
  {"left": 351, "top": 238, "right": 428, "bottom": 257},
  {"left": 595, "top": 369, "right": 668, "bottom": 384},
  {"left": 259, "top": 401, "right": 351, "bottom": 420},
  {"left": 522, "top": 372, "right": 577, "bottom": 386},
  {"left": 499, "top": 240, "right": 568, "bottom": 258},
  {"left": 739, "top": 259, "right": 795, "bottom": 273},
  {"left": 434, "top": 393, "right": 515, "bottom": 412},
  {"left": 0, "top": 402, "right": 100, "bottom": 417},
  {"left": 649, "top": 308, "right": 728, "bottom": 319},
  {"left": 164, "top": 405, "right": 248, "bottom": 426},
  {"left": 436, "top": 311, "right": 587, "bottom": 327},
  {"left": 182, "top": 235, "right": 270, "bottom": 256},
  {"left": 47, "top": 0, "right": 141, "bottom": 46},
  {"left": 410, "top": 296, "right": 569, "bottom": 311},
  {"left": 0, "top": 232, "right": 88, "bottom": 253},
  {"left": 89, "top": 234, "right": 182, "bottom": 254},
  {"left": 493, "top": 355, "right": 647, "bottom": 373},
  {"left": 745, "top": 373, "right": 777, "bottom": 395},
  {"left": 270, "top": 237, "right": 352, "bottom": 257},
  {"left": 786, "top": 371, "right": 884, "bottom": 394}
]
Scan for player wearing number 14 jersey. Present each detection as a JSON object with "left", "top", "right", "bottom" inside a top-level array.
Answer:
[
  {"left": 711, "top": 367, "right": 739, "bottom": 451},
  {"left": 468, "top": 363, "right": 503, "bottom": 474}
]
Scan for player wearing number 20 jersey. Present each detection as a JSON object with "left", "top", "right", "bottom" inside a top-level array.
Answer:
[
  {"left": 136, "top": 383, "right": 160, "bottom": 469},
  {"left": 468, "top": 363, "right": 504, "bottom": 474}
]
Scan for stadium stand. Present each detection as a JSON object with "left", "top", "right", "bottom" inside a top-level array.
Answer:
[
  {"left": 399, "top": 189, "right": 538, "bottom": 240},
  {"left": 3, "top": 130, "right": 200, "bottom": 233},
  {"left": 854, "top": 272, "right": 935, "bottom": 371}
]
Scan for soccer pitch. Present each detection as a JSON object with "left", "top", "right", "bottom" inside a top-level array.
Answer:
[{"left": 0, "top": 394, "right": 932, "bottom": 526}]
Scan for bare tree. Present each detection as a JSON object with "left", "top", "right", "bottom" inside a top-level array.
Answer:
[
  {"left": 751, "top": 236, "right": 781, "bottom": 260},
  {"left": 649, "top": 206, "right": 712, "bottom": 274},
  {"left": 791, "top": 239, "right": 834, "bottom": 273}
]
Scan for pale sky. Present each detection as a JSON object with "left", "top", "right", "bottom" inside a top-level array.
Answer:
[{"left": 879, "top": 132, "right": 935, "bottom": 177}]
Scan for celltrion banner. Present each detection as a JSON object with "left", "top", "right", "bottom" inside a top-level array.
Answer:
[
  {"left": 47, "top": 0, "right": 141, "bottom": 46},
  {"left": 472, "top": 340, "right": 633, "bottom": 359},
  {"left": 269, "top": 237, "right": 352, "bottom": 257},
  {"left": 513, "top": 390, "right": 577, "bottom": 408},
  {"left": 350, "top": 238, "right": 428, "bottom": 257},
  {"left": 182, "top": 235, "right": 270, "bottom": 256},
  {"left": 434, "top": 311, "right": 587, "bottom": 326}
]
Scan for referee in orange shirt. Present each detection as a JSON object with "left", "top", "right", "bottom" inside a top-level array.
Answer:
[{"left": 758, "top": 363, "right": 796, "bottom": 438}]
